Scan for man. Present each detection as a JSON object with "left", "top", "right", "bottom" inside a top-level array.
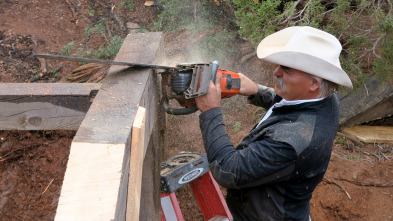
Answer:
[{"left": 195, "top": 26, "right": 353, "bottom": 220}]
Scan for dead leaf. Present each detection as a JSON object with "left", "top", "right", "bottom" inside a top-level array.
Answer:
[{"left": 144, "top": 1, "right": 154, "bottom": 6}]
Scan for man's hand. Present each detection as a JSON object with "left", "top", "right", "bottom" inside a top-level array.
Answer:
[
  {"left": 195, "top": 80, "right": 222, "bottom": 112},
  {"left": 195, "top": 73, "right": 258, "bottom": 112},
  {"left": 238, "top": 73, "right": 258, "bottom": 96}
]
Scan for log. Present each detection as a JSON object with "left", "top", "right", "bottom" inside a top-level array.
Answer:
[{"left": 339, "top": 75, "right": 393, "bottom": 127}]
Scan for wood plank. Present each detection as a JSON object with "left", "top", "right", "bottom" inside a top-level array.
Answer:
[
  {"left": 0, "top": 83, "right": 100, "bottom": 130},
  {"left": 139, "top": 71, "right": 162, "bottom": 221},
  {"left": 342, "top": 126, "right": 393, "bottom": 143},
  {"left": 73, "top": 32, "right": 162, "bottom": 144},
  {"left": 139, "top": 132, "right": 161, "bottom": 221},
  {"left": 54, "top": 142, "right": 129, "bottom": 220},
  {"left": 55, "top": 32, "right": 163, "bottom": 220},
  {"left": 339, "top": 76, "right": 393, "bottom": 127},
  {"left": 127, "top": 107, "right": 146, "bottom": 220}
]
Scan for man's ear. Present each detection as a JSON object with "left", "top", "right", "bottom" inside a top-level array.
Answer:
[{"left": 310, "top": 78, "right": 320, "bottom": 92}]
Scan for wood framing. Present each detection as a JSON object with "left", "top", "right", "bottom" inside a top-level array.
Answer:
[
  {"left": 0, "top": 83, "right": 100, "bottom": 130},
  {"left": 55, "top": 32, "right": 163, "bottom": 220}
]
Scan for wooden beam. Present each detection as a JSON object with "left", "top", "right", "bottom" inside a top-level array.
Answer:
[
  {"left": 0, "top": 83, "right": 100, "bottom": 130},
  {"left": 55, "top": 32, "right": 163, "bottom": 220},
  {"left": 127, "top": 106, "right": 146, "bottom": 220},
  {"left": 342, "top": 126, "right": 393, "bottom": 144}
]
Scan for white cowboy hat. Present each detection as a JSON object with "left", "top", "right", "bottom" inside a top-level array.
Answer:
[{"left": 256, "top": 26, "right": 353, "bottom": 88}]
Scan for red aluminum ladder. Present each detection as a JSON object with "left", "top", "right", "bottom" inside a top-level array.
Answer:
[{"left": 160, "top": 152, "right": 232, "bottom": 221}]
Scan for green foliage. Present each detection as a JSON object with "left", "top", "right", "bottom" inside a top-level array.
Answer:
[
  {"left": 59, "top": 35, "right": 122, "bottom": 66},
  {"left": 334, "top": 135, "right": 347, "bottom": 144},
  {"left": 230, "top": 0, "right": 393, "bottom": 88},
  {"left": 94, "top": 35, "right": 123, "bottom": 59},
  {"left": 232, "top": 0, "right": 281, "bottom": 46},
  {"left": 376, "top": 10, "right": 393, "bottom": 33},
  {"left": 59, "top": 42, "right": 74, "bottom": 56},
  {"left": 88, "top": 9, "right": 95, "bottom": 17},
  {"left": 153, "top": 0, "right": 220, "bottom": 33},
  {"left": 339, "top": 34, "right": 371, "bottom": 88},
  {"left": 231, "top": 0, "right": 325, "bottom": 45},
  {"left": 153, "top": 0, "right": 193, "bottom": 32},
  {"left": 345, "top": 154, "right": 362, "bottom": 160},
  {"left": 136, "top": 27, "right": 148, "bottom": 33},
  {"left": 60, "top": 15, "right": 124, "bottom": 61},
  {"left": 324, "top": 0, "right": 350, "bottom": 36},
  {"left": 373, "top": 34, "right": 393, "bottom": 81},
  {"left": 75, "top": 35, "right": 123, "bottom": 59},
  {"left": 119, "top": 0, "right": 135, "bottom": 11},
  {"left": 233, "top": 121, "right": 241, "bottom": 131},
  {"left": 85, "top": 19, "right": 107, "bottom": 37},
  {"left": 49, "top": 65, "right": 62, "bottom": 78},
  {"left": 300, "top": 1, "right": 325, "bottom": 27}
]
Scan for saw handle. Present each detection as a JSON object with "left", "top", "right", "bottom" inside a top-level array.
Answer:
[{"left": 218, "top": 69, "right": 241, "bottom": 99}]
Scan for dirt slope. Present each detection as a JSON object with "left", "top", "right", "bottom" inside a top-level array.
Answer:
[{"left": 0, "top": 1, "right": 392, "bottom": 220}]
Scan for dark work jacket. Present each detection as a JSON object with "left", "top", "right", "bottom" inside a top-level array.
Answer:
[{"left": 199, "top": 85, "right": 339, "bottom": 221}]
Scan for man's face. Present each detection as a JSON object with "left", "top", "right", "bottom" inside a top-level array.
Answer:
[{"left": 273, "top": 65, "right": 319, "bottom": 101}]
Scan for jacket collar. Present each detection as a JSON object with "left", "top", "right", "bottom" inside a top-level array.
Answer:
[{"left": 272, "top": 95, "right": 332, "bottom": 113}]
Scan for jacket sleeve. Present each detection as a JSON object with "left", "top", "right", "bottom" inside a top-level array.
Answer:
[
  {"left": 199, "top": 107, "right": 297, "bottom": 189},
  {"left": 247, "top": 85, "right": 282, "bottom": 109}
]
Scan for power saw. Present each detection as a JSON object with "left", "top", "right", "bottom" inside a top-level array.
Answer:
[{"left": 33, "top": 54, "right": 240, "bottom": 115}]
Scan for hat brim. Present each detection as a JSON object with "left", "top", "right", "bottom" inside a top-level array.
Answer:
[{"left": 261, "top": 51, "right": 353, "bottom": 88}]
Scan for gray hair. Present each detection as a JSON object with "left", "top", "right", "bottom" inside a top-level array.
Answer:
[{"left": 313, "top": 76, "right": 338, "bottom": 98}]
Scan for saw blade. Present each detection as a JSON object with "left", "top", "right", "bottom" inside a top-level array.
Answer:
[{"left": 33, "top": 54, "right": 180, "bottom": 70}]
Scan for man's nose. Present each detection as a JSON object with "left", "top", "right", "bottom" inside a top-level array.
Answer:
[{"left": 273, "top": 67, "right": 283, "bottom": 77}]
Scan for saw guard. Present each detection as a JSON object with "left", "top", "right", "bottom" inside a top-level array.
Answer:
[{"left": 163, "top": 61, "right": 218, "bottom": 115}]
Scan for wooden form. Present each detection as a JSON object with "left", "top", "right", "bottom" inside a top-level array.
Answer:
[
  {"left": 0, "top": 83, "right": 100, "bottom": 130},
  {"left": 0, "top": 32, "right": 164, "bottom": 220},
  {"left": 54, "top": 32, "right": 163, "bottom": 220}
]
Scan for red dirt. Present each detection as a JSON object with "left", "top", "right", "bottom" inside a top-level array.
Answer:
[
  {"left": 0, "top": 131, "right": 75, "bottom": 221},
  {"left": 0, "top": 1, "right": 392, "bottom": 220}
]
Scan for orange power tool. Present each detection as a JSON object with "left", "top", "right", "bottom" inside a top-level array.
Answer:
[
  {"left": 218, "top": 69, "right": 241, "bottom": 99},
  {"left": 162, "top": 61, "right": 241, "bottom": 115}
]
